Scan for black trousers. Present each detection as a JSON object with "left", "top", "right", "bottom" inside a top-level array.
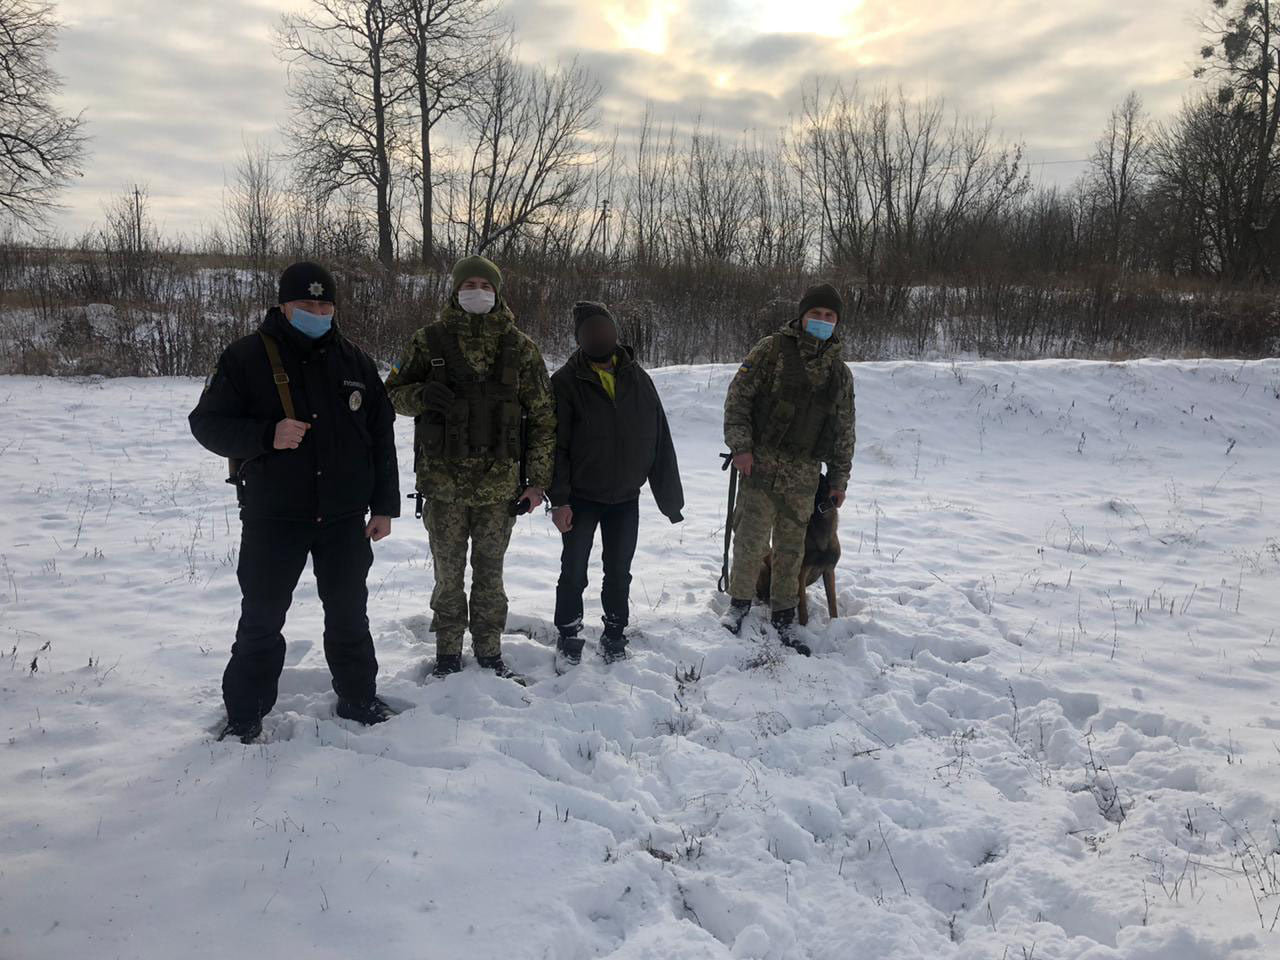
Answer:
[
  {"left": 224, "top": 516, "right": 377, "bottom": 721},
  {"left": 554, "top": 498, "right": 640, "bottom": 637}
]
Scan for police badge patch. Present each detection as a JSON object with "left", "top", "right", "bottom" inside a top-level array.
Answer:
[{"left": 348, "top": 389, "right": 363, "bottom": 412}]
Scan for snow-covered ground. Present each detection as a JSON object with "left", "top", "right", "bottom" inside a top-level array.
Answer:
[{"left": 1, "top": 359, "right": 1279, "bottom": 959}]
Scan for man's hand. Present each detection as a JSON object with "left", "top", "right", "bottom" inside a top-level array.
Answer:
[
  {"left": 519, "top": 486, "right": 545, "bottom": 512},
  {"left": 552, "top": 505, "right": 574, "bottom": 533},
  {"left": 274, "top": 418, "right": 311, "bottom": 450},
  {"left": 830, "top": 489, "right": 847, "bottom": 509},
  {"left": 731, "top": 452, "right": 754, "bottom": 476},
  {"left": 365, "top": 515, "right": 392, "bottom": 541},
  {"left": 419, "top": 381, "right": 456, "bottom": 415}
]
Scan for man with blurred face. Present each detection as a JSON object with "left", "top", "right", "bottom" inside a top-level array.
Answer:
[
  {"left": 720, "top": 282, "right": 856, "bottom": 655},
  {"left": 190, "top": 261, "right": 401, "bottom": 743},
  {"left": 547, "top": 302, "right": 684, "bottom": 669},
  {"left": 385, "top": 255, "right": 555, "bottom": 682}
]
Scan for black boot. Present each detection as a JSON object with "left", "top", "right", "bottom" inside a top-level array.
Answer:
[
  {"left": 555, "top": 628, "right": 584, "bottom": 672},
  {"left": 477, "top": 653, "right": 527, "bottom": 685},
  {"left": 218, "top": 716, "right": 263, "bottom": 744},
  {"left": 771, "top": 608, "right": 812, "bottom": 657},
  {"left": 336, "top": 695, "right": 397, "bottom": 725},
  {"left": 432, "top": 653, "right": 463, "bottom": 678},
  {"left": 720, "top": 598, "right": 752, "bottom": 635},
  {"left": 600, "top": 618, "right": 628, "bottom": 664}
]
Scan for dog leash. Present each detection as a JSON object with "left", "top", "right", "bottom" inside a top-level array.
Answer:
[{"left": 717, "top": 452, "right": 737, "bottom": 593}]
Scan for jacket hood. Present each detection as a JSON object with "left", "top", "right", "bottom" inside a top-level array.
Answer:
[{"left": 567, "top": 343, "right": 637, "bottom": 379}]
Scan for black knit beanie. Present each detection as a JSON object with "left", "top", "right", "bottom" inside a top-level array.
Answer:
[
  {"left": 278, "top": 261, "right": 337, "bottom": 305},
  {"left": 798, "top": 282, "right": 843, "bottom": 321},
  {"left": 573, "top": 300, "right": 617, "bottom": 341}
]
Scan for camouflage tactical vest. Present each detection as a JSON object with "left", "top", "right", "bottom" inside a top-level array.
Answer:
[
  {"left": 417, "top": 322, "right": 523, "bottom": 462},
  {"left": 750, "top": 333, "right": 841, "bottom": 460}
]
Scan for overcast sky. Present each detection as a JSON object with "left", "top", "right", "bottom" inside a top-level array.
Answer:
[{"left": 48, "top": 0, "right": 1207, "bottom": 239}]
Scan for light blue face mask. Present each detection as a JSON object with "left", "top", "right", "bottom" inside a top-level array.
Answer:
[
  {"left": 289, "top": 306, "right": 333, "bottom": 339},
  {"left": 805, "top": 317, "right": 836, "bottom": 342}
]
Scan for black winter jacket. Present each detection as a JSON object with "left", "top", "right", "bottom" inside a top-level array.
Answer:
[
  {"left": 549, "top": 346, "right": 684, "bottom": 521},
  {"left": 189, "top": 308, "right": 400, "bottom": 523}
]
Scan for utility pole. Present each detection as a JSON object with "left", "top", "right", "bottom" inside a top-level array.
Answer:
[{"left": 600, "top": 199, "right": 610, "bottom": 264}]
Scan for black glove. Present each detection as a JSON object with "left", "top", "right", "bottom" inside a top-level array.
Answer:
[{"left": 419, "top": 381, "right": 456, "bottom": 415}]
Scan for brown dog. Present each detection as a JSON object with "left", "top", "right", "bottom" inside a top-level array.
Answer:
[{"left": 755, "top": 474, "right": 841, "bottom": 625}]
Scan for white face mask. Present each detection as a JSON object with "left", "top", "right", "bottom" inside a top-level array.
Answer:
[{"left": 457, "top": 288, "right": 496, "bottom": 315}]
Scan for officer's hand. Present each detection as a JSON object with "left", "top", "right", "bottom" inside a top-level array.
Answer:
[
  {"left": 731, "top": 452, "right": 754, "bottom": 476},
  {"left": 274, "top": 418, "right": 311, "bottom": 450},
  {"left": 365, "top": 515, "right": 392, "bottom": 541},
  {"left": 419, "top": 381, "right": 456, "bottom": 415},
  {"left": 519, "top": 486, "right": 545, "bottom": 512},
  {"left": 830, "top": 489, "right": 847, "bottom": 509},
  {"left": 552, "top": 505, "right": 574, "bottom": 533}
]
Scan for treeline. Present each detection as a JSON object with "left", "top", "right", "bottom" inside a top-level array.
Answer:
[{"left": 0, "top": 0, "right": 1279, "bottom": 376}]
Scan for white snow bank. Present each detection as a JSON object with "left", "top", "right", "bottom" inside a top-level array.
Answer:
[{"left": 1, "top": 358, "right": 1278, "bottom": 959}]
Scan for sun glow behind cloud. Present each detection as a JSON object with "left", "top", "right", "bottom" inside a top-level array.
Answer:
[
  {"left": 603, "top": 0, "right": 682, "bottom": 55},
  {"left": 745, "top": 0, "right": 864, "bottom": 38}
]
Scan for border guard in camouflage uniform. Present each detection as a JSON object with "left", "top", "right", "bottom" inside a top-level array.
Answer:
[
  {"left": 385, "top": 255, "right": 555, "bottom": 681},
  {"left": 720, "top": 282, "right": 855, "bottom": 655}
]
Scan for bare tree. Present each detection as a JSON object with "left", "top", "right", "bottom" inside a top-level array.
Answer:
[
  {"left": 1150, "top": 91, "right": 1253, "bottom": 277},
  {"left": 669, "top": 125, "right": 751, "bottom": 263},
  {"left": 223, "top": 139, "right": 282, "bottom": 267},
  {"left": 1196, "top": 0, "right": 1280, "bottom": 277},
  {"left": 455, "top": 51, "right": 601, "bottom": 255},
  {"left": 0, "top": 0, "right": 86, "bottom": 227},
  {"left": 623, "top": 105, "right": 678, "bottom": 267},
  {"left": 742, "top": 131, "right": 809, "bottom": 269},
  {"left": 276, "top": 0, "right": 412, "bottom": 269},
  {"left": 790, "top": 80, "right": 1026, "bottom": 277},
  {"left": 1087, "top": 92, "right": 1152, "bottom": 265},
  {"left": 390, "top": 0, "right": 499, "bottom": 266}
]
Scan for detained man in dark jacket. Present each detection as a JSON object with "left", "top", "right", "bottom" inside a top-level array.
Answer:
[
  {"left": 548, "top": 302, "right": 684, "bottom": 668},
  {"left": 189, "top": 262, "right": 401, "bottom": 743}
]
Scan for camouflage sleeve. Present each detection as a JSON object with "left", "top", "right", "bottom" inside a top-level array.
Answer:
[
  {"left": 383, "top": 328, "right": 431, "bottom": 417},
  {"left": 723, "top": 336, "right": 774, "bottom": 454},
  {"left": 828, "top": 365, "right": 856, "bottom": 491},
  {"left": 518, "top": 337, "right": 557, "bottom": 490}
]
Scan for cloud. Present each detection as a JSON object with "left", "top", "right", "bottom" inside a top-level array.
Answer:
[
  {"left": 43, "top": 0, "right": 1207, "bottom": 238},
  {"left": 50, "top": 0, "right": 296, "bottom": 238}
]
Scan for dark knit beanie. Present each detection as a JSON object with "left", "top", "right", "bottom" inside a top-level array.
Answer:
[
  {"left": 451, "top": 255, "right": 503, "bottom": 295},
  {"left": 278, "top": 261, "right": 337, "bottom": 304},
  {"left": 573, "top": 300, "right": 617, "bottom": 341},
  {"left": 798, "top": 282, "right": 843, "bottom": 321}
]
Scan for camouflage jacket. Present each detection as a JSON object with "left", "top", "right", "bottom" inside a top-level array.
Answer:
[
  {"left": 723, "top": 321, "right": 856, "bottom": 492},
  {"left": 385, "top": 300, "right": 556, "bottom": 506}
]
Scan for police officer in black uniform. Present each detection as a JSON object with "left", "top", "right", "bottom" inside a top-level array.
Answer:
[{"left": 190, "top": 262, "right": 401, "bottom": 743}]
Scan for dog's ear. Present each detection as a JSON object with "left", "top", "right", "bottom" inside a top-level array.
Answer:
[{"left": 815, "top": 473, "right": 831, "bottom": 504}]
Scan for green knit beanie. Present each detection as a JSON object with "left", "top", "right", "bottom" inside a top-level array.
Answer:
[{"left": 450, "top": 255, "right": 503, "bottom": 295}]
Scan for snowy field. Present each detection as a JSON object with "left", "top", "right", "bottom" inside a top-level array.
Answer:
[{"left": 1, "top": 358, "right": 1279, "bottom": 960}]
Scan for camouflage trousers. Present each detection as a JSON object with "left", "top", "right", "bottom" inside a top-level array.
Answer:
[
  {"left": 424, "top": 500, "right": 516, "bottom": 657},
  {"left": 728, "top": 476, "right": 812, "bottom": 612}
]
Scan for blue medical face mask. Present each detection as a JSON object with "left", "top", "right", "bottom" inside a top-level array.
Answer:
[
  {"left": 805, "top": 317, "right": 836, "bottom": 341},
  {"left": 289, "top": 306, "right": 333, "bottom": 339}
]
